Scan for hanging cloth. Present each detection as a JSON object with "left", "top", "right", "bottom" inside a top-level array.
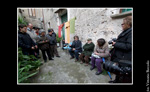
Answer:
[
  {"left": 58, "top": 23, "right": 64, "bottom": 38},
  {"left": 65, "top": 21, "right": 70, "bottom": 44},
  {"left": 70, "top": 17, "right": 76, "bottom": 34}
]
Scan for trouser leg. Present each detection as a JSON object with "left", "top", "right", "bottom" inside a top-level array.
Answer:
[
  {"left": 50, "top": 45, "right": 54, "bottom": 57},
  {"left": 54, "top": 45, "right": 59, "bottom": 56},
  {"left": 91, "top": 56, "right": 96, "bottom": 68},
  {"left": 79, "top": 53, "right": 85, "bottom": 62},
  {"left": 95, "top": 58, "right": 103, "bottom": 72},
  {"left": 46, "top": 49, "right": 52, "bottom": 60},
  {"left": 84, "top": 55, "right": 90, "bottom": 64},
  {"left": 74, "top": 50, "right": 79, "bottom": 60},
  {"left": 69, "top": 49, "right": 74, "bottom": 58},
  {"left": 41, "top": 50, "right": 47, "bottom": 61}
]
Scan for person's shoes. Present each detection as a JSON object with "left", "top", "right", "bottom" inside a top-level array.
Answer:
[
  {"left": 70, "top": 57, "right": 74, "bottom": 59},
  {"left": 44, "top": 60, "right": 47, "bottom": 62},
  {"left": 80, "top": 62, "right": 83, "bottom": 64},
  {"left": 49, "top": 58, "right": 54, "bottom": 60},
  {"left": 56, "top": 55, "right": 60, "bottom": 58},
  {"left": 84, "top": 63, "right": 88, "bottom": 66},
  {"left": 95, "top": 71, "right": 102, "bottom": 75},
  {"left": 75, "top": 59, "right": 79, "bottom": 62},
  {"left": 90, "top": 67, "right": 95, "bottom": 71},
  {"left": 108, "top": 79, "right": 117, "bottom": 83}
]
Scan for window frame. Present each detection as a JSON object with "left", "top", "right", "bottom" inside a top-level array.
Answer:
[
  {"left": 28, "top": 8, "right": 36, "bottom": 18},
  {"left": 120, "top": 8, "right": 132, "bottom": 13},
  {"left": 111, "top": 8, "right": 132, "bottom": 19}
]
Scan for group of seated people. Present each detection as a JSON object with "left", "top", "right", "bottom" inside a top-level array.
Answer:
[
  {"left": 64, "top": 16, "right": 132, "bottom": 83},
  {"left": 64, "top": 36, "right": 110, "bottom": 75}
]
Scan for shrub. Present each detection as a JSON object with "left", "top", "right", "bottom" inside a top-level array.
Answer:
[
  {"left": 18, "top": 16, "right": 27, "bottom": 25},
  {"left": 18, "top": 47, "right": 42, "bottom": 83},
  {"left": 56, "top": 33, "right": 62, "bottom": 43}
]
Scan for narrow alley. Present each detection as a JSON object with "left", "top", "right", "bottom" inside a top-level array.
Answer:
[
  {"left": 18, "top": 8, "right": 132, "bottom": 84},
  {"left": 29, "top": 47, "right": 115, "bottom": 84}
]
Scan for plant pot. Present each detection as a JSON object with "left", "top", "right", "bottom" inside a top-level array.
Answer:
[{"left": 57, "top": 42, "right": 61, "bottom": 47}]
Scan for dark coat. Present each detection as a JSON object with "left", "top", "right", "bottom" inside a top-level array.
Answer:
[
  {"left": 36, "top": 35, "right": 50, "bottom": 50},
  {"left": 82, "top": 42, "right": 95, "bottom": 56},
  {"left": 111, "top": 28, "right": 132, "bottom": 62},
  {"left": 52, "top": 32, "right": 56, "bottom": 37},
  {"left": 71, "top": 40, "right": 82, "bottom": 51},
  {"left": 46, "top": 34, "right": 57, "bottom": 45},
  {"left": 18, "top": 31, "right": 36, "bottom": 53}
]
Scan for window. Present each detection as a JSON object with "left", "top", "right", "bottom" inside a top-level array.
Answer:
[
  {"left": 111, "top": 8, "right": 132, "bottom": 19},
  {"left": 120, "top": 8, "right": 132, "bottom": 13},
  {"left": 28, "top": 8, "right": 36, "bottom": 17}
]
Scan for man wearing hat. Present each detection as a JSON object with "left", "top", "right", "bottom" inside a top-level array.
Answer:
[
  {"left": 79, "top": 38, "right": 95, "bottom": 66},
  {"left": 37, "top": 29, "right": 53, "bottom": 62}
]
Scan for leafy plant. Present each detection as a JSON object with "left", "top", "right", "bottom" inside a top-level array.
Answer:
[
  {"left": 56, "top": 33, "right": 62, "bottom": 43},
  {"left": 18, "top": 16, "right": 27, "bottom": 25},
  {"left": 18, "top": 47, "right": 42, "bottom": 83}
]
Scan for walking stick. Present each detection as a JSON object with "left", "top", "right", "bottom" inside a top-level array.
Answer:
[{"left": 102, "top": 58, "right": 112, "bottom": 80}]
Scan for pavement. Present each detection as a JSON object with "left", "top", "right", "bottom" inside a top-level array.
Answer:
[{"left": 29, "top": 47, "right": 115, "bottom": 84}]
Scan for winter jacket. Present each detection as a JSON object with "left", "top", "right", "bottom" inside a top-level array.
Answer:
[
  {"left": 18, "top": 31, "right": 36, "bottom": 52},
  {"left": 52, "top": 32, "right": 57, "bottom": 43},
  {"left": 27, "top": 28, "right": 39, "bottom": 43},
  {"left": 71, "top": 40, "right": 82, "bottom": 51},
  {"left": 111, "top": 28, "right": 132, "bottom": 62},
  {"left": 52, "top": 32, "right": 56, "bottom": 37},
  {"left": 46, "top": 34, "right": 57, "bottom": 45},
  {"left": 36, "top": 35, "right": 50, "bottom": 50},
  {"left": 94, "top": 42, "right": 110, "bottom": 58},
  {"left": 82, "top": 42, "right": 95, "bottom": 56}
]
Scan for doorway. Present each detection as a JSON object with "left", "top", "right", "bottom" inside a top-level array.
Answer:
[{"left": 61, "top": 13, "right": 67, "bottom": 40}]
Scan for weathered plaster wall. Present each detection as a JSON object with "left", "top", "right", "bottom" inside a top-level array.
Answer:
[
  {"left": 19, "top": 8, "right": 131, "bottom": 46},
  {"left": 42, "top": 8, "right": 59, "bottom": 34},
  {"left": 68, "top": 8, "right": 124, "bottom": 45},
  {"left": 19, "top": 8, "right": 43, "bottom": 28}
]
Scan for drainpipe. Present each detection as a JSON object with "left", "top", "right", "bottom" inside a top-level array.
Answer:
[{"left": 42, "top": 8, "right": 45, "bottom": 30}]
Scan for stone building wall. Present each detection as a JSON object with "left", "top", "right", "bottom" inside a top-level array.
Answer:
[
  {"left": 18, "top": 8, "right": 132, "bottom": 46},
  {"left": 68, "top": 8, "right": 124, "bottom": 45},
  {"left": 42, "top": 8, "right": 59, "bottom": 34},
  {"left": 18, "top": 8, "right": 43, "bottom": 29},
  {"left": 18, "top": 8, "right": 59, "bottom": 34}
]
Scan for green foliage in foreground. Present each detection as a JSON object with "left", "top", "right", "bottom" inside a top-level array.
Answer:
[
  {"left": 18, "top": 48, "right": 42, "bottom": 83},
  {"left": 18, "top": 16, "right": 27, "bottom": 25}
]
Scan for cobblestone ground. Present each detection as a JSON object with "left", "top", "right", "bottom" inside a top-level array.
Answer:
[{"left": 29, "top": 47, "right": 115, "bottom": 84}]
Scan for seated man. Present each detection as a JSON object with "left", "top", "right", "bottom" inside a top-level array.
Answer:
[
  {"left": 69, "top": 36, "right": 82, "bottom": 62},
  {"left": 79, "top": 38, "right": 95, "bottom": 66}
]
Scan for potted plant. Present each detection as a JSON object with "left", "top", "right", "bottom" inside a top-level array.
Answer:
[{"left": 56, "top": 33, "right": 62, "bottom": 47}]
